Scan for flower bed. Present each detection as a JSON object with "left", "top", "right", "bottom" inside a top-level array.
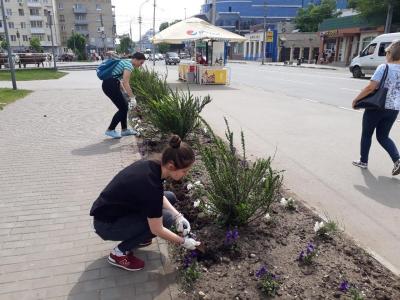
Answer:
[{"left": 130, "top": 69, "right": 400, "bottom": 299}]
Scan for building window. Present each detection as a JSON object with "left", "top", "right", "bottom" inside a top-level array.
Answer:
[
  {"left": 48, "top": 35, "right": 51, "bottom": 41},
  {"left": 96, "top": 4, "right": 102, "bottom": 10},
  {"left": 22, "top": 35, "right": 28, "bottom": 42},
  {"left": 61, "top": 25, "right": 66, "bottom": 31},
  {"left": 21, "top": 22, "right": 26, "bottom": 29},
  {"left": 31, "top": 21, "right": 43, "bottom": 28},
  {"left": 59, "top": 15, "right": 65, "bottom": 22},
  {"left": 30, "top": 8, "right": 40, "bottom": 16},
  {"left": 8, "top": 22, "right": 14, "bottom": 29},
  {"left": 11, "top": 35, "right": 17, "bottom": 42},
  {"left": 19, "top": 9, "right": 25, "bottom": 16},
  {"left": 6, "top": 9, "right": 12, "bottom": 16},
  {"left": 361, "top": 36, "right": 375, "bottom": 51},
  {"left": 32, "top": 34, "right": 45, "bottom": 41},
  {"left": 0, "top": 21, "right": 3, "bottom": 28},
  {"left": 58, "top": 3, "right": 64, "bottom": 10}
]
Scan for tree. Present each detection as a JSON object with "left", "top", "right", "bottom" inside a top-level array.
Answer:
[
  {"left": 0, "top": 39, "right": 8, "bottom": 51},
  {"left": 117, "top": 35, "right": 135, "bottom": 54},
  {"left": 159, "top": 22, "right": 169, "bottom": 32},
  {"left": 294, "top": 0, "right": 341, "bottom": 32},
  {"left": 30, "top": 37, "right": 42, "bottom": 52},
  {"left": 67, "top": 33, "right": 86, "bottom": 60},
  {"left": 158, "top": 20, "right": 181, "bottom": 53},
  {"left": 348, "top": 0, "right": 400, "bottom": 26},
  {"left": 158, "top": 43, "right": 170, "bottom": 53}
]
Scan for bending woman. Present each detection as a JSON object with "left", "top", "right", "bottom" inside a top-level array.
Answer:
[{"left": 90, "top": 135, "right": 201, "bottom": 271}]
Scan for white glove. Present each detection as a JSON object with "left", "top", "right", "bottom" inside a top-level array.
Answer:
[
  {"left": 175, "top": 214, "right": 191, "bottom": 236},
  {"left": 181, "top": 237, "right": 201, "bottom": 250}
]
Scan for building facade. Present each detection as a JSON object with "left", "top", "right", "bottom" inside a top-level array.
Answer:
[
  {"left": 199, "top": 0, "right": 348, "bottom": 34},
  {"left": 55, "top": 0, "right": 116, "bottom": 53},
  {"left": 0, "top": 0, "right": 61, "bottom": 53},
  {"left": 0, "top": 0, "right": 116, "bottom": 55},
  {"left": 318, "top": 15, "right": 385, "bottom": 66}
]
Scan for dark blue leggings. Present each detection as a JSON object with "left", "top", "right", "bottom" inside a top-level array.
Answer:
[{"left": 360, "top": 109, "right": 399, "bottom": 164}]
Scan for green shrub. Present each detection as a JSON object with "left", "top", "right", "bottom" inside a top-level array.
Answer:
[
  {"left": 130, "top": 67, "right": 169, "bottom": 106},
  {"left": 144, "top": 89, "right": 211, "bottom": 140},
  {"left": 200, "top": 118, "right": 282, "bottom": 226}
]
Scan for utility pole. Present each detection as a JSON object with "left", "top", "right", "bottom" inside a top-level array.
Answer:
[
  {"left": 262, "top": 1, "right": 267, "bottom": 65},
  {"left": 139, "top": 0, "right": 150, "bottom": 52},
  {"left": 152, "top": 0, "right": 156, "bottom": 67},
  {"left": 129, "top": 18, "right": 133, "bottom": 41},
  {"left": 184, "top": 8, "right": 187, "bottom": 20},
  {"left": 0, "top": 0, "right": 17, "bottom": 90},
  {"left": 384, "top": 0, "right": 393, "bottom": 33},
  {"left": 211, "top": 0, "right": 217, "bottom": 25},
  {"left": 47, "top": 10, "right": 57, "bottom": 70},
  {"left": 100, "top": 13, "right": 106, "bottom": 53}
]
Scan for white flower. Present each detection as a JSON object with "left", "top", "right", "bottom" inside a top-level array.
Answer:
[
  {"left": 280, "top": 197, "right": 288, "bottom": 207},
  {"left": 134, "top": 123, "right": 140, "bottom": 129},
  {"left": 137, "top": 119, "right": 142, "bottom": 124},
  {"left": 204, "top": 203, "right": 213, "bottom": 213},
  {"left": 314, "top": 221, "right": 325, "bottom": 233},
  {"left": 187, "top": 183, "right": 194, "bottom": 191},
  {"left": 194, "top": 200, "right": 201, "bottom": 208},
  {"left": 263, "top": 213, "right": 271, "bottom": 221},
  {"left": 261, "top": 177, "right": 266, "bottom": 183},
  {"left": 203, "top": 127, "right": 208, "bottom": 133}
]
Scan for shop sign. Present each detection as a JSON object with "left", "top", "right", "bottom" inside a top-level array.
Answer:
[{"left": 265, "top": 31, "right": 274, "bottom": 42}]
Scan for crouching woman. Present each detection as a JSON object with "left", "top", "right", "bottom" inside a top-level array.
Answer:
[{"left": 90, "top": 135, "right": 201, "bottom": 271}]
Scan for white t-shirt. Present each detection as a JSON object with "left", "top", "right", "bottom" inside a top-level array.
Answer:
[{"left": 371, "top": 63, "right": 400, "bottom": 111}]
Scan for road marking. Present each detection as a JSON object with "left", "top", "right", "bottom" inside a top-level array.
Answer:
[{"left": 341, "top": 88, "right": 361, "bottom": 92}]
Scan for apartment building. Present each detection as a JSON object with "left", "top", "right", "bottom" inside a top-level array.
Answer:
[
  {"left": 55, "top": 0, "right": 116, "bottom": 53},
  {"left": 0, "top": 0, "right": 60, "bottom": 52}
]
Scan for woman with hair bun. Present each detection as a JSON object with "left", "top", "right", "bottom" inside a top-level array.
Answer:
[{"left": 90, "top": 135, "right": 200, "bottom": 271}]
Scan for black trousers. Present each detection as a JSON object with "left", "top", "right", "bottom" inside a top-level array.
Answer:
[
  {"left": 93, "top": 191, "right": 177, "bottom": 253},
  {"left": 102, "top": 77, "right": 128, "bottom": 130}
]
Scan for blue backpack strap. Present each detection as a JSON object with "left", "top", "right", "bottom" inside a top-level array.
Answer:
[{"left": 96, "top": 58, "right": 120, "bottom": 80}]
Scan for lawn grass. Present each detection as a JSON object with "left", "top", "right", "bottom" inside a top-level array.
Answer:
[
  {"left": 0, "top": 69, "right": 67, "bottom": 81},
  {"left": 0, "top": 88, "right": 32, "bottom": 110}
]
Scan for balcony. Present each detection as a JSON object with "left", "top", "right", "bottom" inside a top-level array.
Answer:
[
  {"left": 30, "top": 27, "right": 45, "bottom": 34},
  {"left": 29, "top": 15, "right": 43, "bottom": 21},
  {"left": 27, "top": 1, "right": 42, "bottom": 7},
  {"left": 74, "top": 19, "right": 88, "bottom": 25},
  {"left": 75, "top": 29, "right": 89, "bottom": 36},
  {"left": 73, "top": 6, "right": 87, "bottom": 14}
]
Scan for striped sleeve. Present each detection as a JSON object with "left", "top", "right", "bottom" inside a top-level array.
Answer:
[{"left": 112, "top": 60, "right": 133, "bottom": 78}]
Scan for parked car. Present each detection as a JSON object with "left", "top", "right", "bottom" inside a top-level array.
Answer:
[
  {"left": 156, "top": 53, "right": 164, "bottom": 60},
  {"left": 349, "top": 33, "right": 400, "bottom": 78},
  {"left": 179, "top": 53, "right": 190, "bottom": 59},
  {"left": 165, "top": 52, "right": 180, "bottom": 65}
]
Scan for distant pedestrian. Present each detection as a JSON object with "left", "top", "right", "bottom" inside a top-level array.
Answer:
[
  {"left": 90, "top": 135, "right": 201, "bottom": 271},
  {"left": 352, "top": 40, "right": 400, "bottom": 176},
  {"left": 102, "top": 52, "right": 146, "bottom": 139}
]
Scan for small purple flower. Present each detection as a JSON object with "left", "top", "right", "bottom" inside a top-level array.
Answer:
[
  {"left": 255, "top": 266, "right": 267, "bottom": 278},
  {"left": 232, "top": 227, "right": 239, "bottom": 240},
  {"left": 298, "top": 250, "right": 305, "bottom": 262},
  {"left": 306, "top": 243, "right": 315, "bottom": 255},
  {"left": 190, "top": 250, "right": 198, "bottom": 258},
  {"left": 339, "top": 280, "right": 350, "bottom": 292},
  {"left": 183, "top": 255, "right": 192, "bottom": 268}
]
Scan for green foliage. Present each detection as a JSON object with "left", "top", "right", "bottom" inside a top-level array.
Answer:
[
  {"left": 129, "top": 67, "right": 169, "bottom": 106},
  {"left": 294, "top": 0, "right": 341, "bottom": 32},
  {"left": 258, "top": 274, "right": 280, "bottom": 297},
  {"left": 348, "top": 0, "right": 400, "bottom": 24},
  {"left": 159, "top": 22, "right": 170, "bottom": 32},
  {"left": 349, "top": 288, "right": 365, "bottom": 300},
  {"left": 29, "top": 37, "right": 42, "bottom": 52},
  {"left": 315, "top": 219, "right": 340, "bottom": 238},
  {"left": 0, "top": 88, "right": 31, "bottom": 110},
  {"left": 200, "top": 118, "right": 282, "bottom": 226},
  {"left": 67, "top": 33, "right": 86, "bottom": 60},
  {"left": 117, "top": 35, "right": 135, "bottom": 54},
  {"left": 145, "top": 89, "right": 211, "bottom": 140},
  {"left": 0, "top": 39, "right": 9, "bottom": 50},
  {"left": 158, "top": 43, "right": 170, "bottom": 53},
  {"left": 180, "top": 261, "right": 201, "bottom": 288}
]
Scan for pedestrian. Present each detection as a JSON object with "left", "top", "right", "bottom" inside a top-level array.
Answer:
[
  {"left": 352, "top": 40, "right": 400, "bottom": 176},
  {"left": 102, "top": 52, "right": 145, "bottom": 139},
  {"left": 90, "top": 135, "right": 201, "bottom": 271}
]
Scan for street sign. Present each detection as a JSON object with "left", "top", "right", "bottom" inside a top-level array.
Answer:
[{"left": 265, "top": 31, "right": 273, "bottom": 43}]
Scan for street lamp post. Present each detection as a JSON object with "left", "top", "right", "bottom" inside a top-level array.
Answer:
[
  {"left": 0, "top": 0, "right": 17, "bottom": 89},
  {"left": 47, "top": 11, "right": 57, "bottom": 70},
  {"left": 262, "top": 1, "right": 267, "bottom": 65},
  {"left": 139, "top": 0, "right": 151, "bottom": 52},
  {"left": 16, "top": 30, "right": 21, "bottom": 50},
  {"left": 71, "top": 28, "right": 76, "bottom": 55}
]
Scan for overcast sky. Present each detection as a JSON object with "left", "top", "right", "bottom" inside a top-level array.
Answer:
[{"left": 112, "top": 0, "right": 205, "bottom": 40}]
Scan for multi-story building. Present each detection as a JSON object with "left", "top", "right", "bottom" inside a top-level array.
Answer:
[
  {"left": 55, "top": 0, "right": 116, "bottom": 54},
  {"left": 0, "top": 0, "right": 61, "bottom": 53},
  {"left": 199, "top": 0, "right": 348, "bottom": 34}
]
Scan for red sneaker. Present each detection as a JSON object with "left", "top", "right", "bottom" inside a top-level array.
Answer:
[
  {"left": 108, "top": 253, "right": 145, "bottom": 271},
  {"left": 138, "top": 239, "right": 153, "bottom": 247}
]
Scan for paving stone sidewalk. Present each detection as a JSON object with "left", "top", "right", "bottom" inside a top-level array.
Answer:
[{"left": 0, "top": 71, "right": 177, "bottom": 300}]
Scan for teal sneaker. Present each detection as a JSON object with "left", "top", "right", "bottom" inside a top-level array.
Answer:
[
  {"left": 121, "top": 128, "right": 138, "bottom": 137},
  {"left": 105, "top": 130, "right": 121, "bottom": 139}
]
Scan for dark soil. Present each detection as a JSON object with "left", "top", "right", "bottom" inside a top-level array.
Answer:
[{"left": 135, "top": 135, "right": 400, "bottom": 300}]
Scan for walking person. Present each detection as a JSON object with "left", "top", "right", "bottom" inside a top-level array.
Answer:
[
  {"left": 90, "top": 135, "right": 201, "bottom": 271},
  {"left": 102, "top": 52, "right": 145, "bottom": 139},
  {"left": 352, "top": 40, "right": 400, "bottom": 176}
]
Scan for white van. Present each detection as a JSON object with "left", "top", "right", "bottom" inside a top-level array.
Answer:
[{"left": 349, "top": 33, "right": 400, "bottom": 78}]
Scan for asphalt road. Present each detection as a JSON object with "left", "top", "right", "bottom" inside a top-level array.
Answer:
[{"left": 156, "top": 61, "right": 400, "bottom": 275}]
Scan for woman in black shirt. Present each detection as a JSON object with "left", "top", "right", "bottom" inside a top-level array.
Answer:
[{"left": 90, "top": 135, "right": 200, "bottom": 271}]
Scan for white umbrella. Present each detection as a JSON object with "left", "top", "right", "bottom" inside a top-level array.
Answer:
[{"left": 152, "top": 17, "right": 246, "bottom": 44}]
